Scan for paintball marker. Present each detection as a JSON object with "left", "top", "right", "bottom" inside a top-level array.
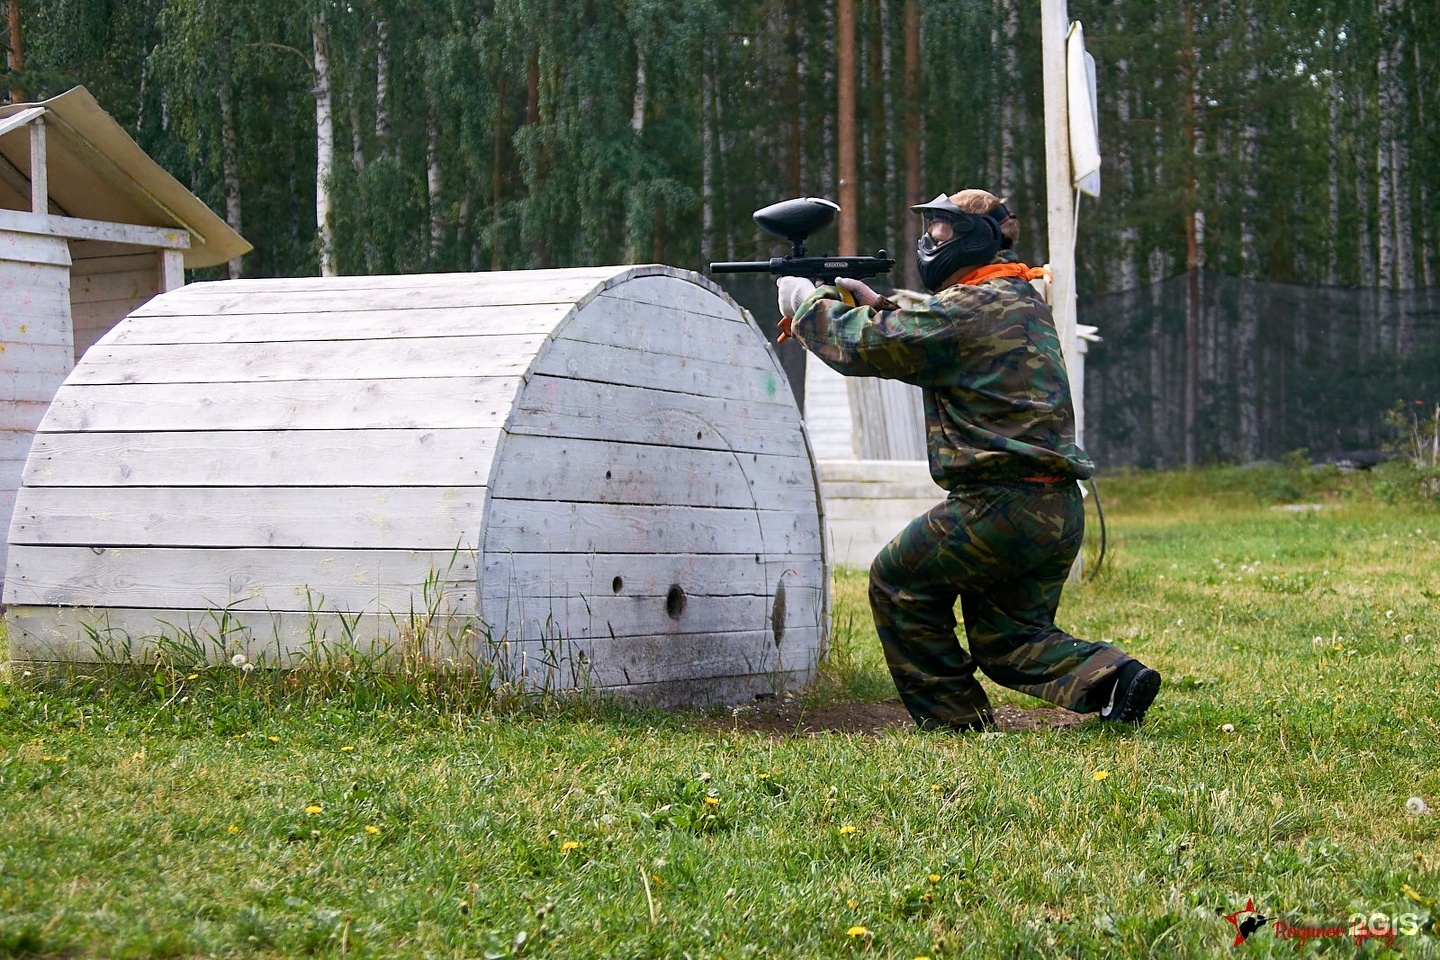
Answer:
[{"left": 709, "top": 197, "right": 896, "bottom": 284}]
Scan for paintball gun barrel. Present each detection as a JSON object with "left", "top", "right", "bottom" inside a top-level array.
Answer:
[{"left": 708, "top": 197, "right": 895, "bottom": 284}]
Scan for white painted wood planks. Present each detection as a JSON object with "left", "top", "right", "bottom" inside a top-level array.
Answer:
[{"left": 7, "top": 265, "right": 829, "bottom": 708}]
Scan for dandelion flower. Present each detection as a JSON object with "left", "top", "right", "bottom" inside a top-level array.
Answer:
[
  {"left": 186, "top": 673, "right": 199, "bottom": 680},
  {"left": 227, "top": 824, "right": 240, "bottom": 834},
  {"left": 1221, "top": 724, "right": 1236, "bottom": 734},
  {"left": 305, "top": 804, "right": 322, "bottom": 815},
  {"left": 846, "top": 925, "right": 871, "bottom": 938},
  {"left": 1406, "top": 797, "right": 1431, "bottom": 815},
  {"left": 704, "top": 796, "right": 720, "bottom": 807},
  {"left": 928, "top": 874, "right": 941, "bottom": 884},
  {"left": 231, "top": 653, "right": 247, "bottom": 667},
  {"left": 365, "top": 825, "right": 381, "bottom": 835},
  {"left": 241, "top": 663, "right": 255, "bottom": 674},
  {"left": 847, "top": 899, "right": 859, "bottom": 909},
  {"left": 1093, "top": 770, "right": 1109, "bottom": 782},
  {"left": 268, "top": 736, "right": 280, "bottom": 743},
  {"left": 838, "top": 825, "right": 857, "bottom": 835},
  {"left": 340, "top": 746, "right": 355, "bottom": 752},
  {"left": 560, "top": 840, "right": 580, "bottom": 853}
]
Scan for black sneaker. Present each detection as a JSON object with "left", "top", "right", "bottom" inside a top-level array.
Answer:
[{"left": 1096, "top": 660, "right": 1161, "bottom": 725}]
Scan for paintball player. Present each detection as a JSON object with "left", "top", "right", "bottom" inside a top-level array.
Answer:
[{"left": 776, "top": 188, "right": 1161, "bottom": 732}]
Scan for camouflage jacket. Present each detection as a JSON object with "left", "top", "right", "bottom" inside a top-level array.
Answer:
[{"left": 791, "top": 250, "right": 1095, "bottom": 488}]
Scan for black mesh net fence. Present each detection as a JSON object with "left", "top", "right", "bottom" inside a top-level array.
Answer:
[{"left": 1081, "top": 271, "right": 1440, "bottom": 471}]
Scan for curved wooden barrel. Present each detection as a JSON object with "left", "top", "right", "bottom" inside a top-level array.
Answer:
[{"left": 3, "top": 265, "right": 828, "bottom": 706}]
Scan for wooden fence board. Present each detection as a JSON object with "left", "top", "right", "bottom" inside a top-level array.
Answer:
[
  {"left": 10, "top": 486, "right": 486, "bottom": 549},
  {"left": 67, "top": 334, "right": 547, "bottom": 385},
  {"left": 4, "top": 545, "right": 474, "bottom": 613},
  {"left": 38, "top": 377, "right": 525, "bottom": 432},
  {"left": 24, "top": 428, "right": 500, "bottom": 488}
]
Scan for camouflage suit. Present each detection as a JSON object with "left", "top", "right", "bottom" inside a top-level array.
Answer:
[{"left": 791, "top": 250, "right": 1132, "bottom": 730}]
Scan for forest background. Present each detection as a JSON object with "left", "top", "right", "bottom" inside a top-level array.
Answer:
[{"left": 3, "top": 0, "right": 1437, "bottom": 469}]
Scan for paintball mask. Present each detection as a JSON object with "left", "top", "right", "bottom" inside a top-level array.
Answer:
[{"left": 910, "top": 193, "right": 1003, "bottom": 292}]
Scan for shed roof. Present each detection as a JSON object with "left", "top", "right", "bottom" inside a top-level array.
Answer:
[{"left": 0, "top": 86, "right": 250, "bottom": 269}]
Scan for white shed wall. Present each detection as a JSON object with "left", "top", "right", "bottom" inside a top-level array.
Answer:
[{"left": 1, "top": 231, "right": 72, "bottom": 584}]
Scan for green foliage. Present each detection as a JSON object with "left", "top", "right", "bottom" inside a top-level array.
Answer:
[{"left": 10, "top": 0, "right": 1432, "bottom": 291}]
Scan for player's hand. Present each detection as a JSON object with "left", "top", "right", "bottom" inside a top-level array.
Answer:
[
  {"left": 836, "top": 276, "right": 901, "bottom": 311},
  {"left": 776, "top": 276, "right": 817, "bottom": 319}
]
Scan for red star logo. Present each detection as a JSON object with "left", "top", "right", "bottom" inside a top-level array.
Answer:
[{"left": 1222, "top": 898, "right": 1258, "bottom": 946}]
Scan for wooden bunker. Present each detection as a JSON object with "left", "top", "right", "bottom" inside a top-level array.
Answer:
[
  {"left": 1, "top": 86, "right": 250, "bottom": 589},
  {"left": 3, "top": 265, "right": 829, "bottom": 706}
]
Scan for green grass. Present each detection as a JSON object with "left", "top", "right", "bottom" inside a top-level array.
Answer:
[{"left": 2, "top": 465, "right": 1438, "bottom": 958}]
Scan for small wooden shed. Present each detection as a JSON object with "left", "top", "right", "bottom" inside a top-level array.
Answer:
[
  {"left": 1, "top": 86, "right": 250, "bottom": 589},
  {"left": 3, "top": 265, "right": 828, "bottom": 706}
]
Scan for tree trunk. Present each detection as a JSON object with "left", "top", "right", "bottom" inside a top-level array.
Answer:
[
  {"left": 625, "top": 48, "right": 646, "bottom": 264},
  {"left": 837, "top": 0, "right": 857, "bottom": 255},
  {"left": 879, "top": 0, "right": 897, "bottom": 261},
  {"left": 220, "top": 74, "right": 244, "bottom": 279},
  {"left": 491, "top": 66, "right": 504, "bottom": 271},
  {"left": 375, "top": 18, "right": 390, "bottom": 150},
  {"left": 427, "top": 109, "right": 443, "bottom": 257},
  {"left": 6, "top": 0, "right": 22, "bottom": 102},
  {"left": 902, "top": 0, "right": 920, "bottom": 289},
  {"left": 313, "top": 10, "right": 337, "bottom": 277},
  {"left": 1183, "top": 1, "right": 1200, "bottom": 467},
  {"left": 701, "top": 50, "right": 714, "bottom": 267},
  {"left": 998, "top": 0, "right": 1019, "bottom": 191},
  {"left": 1377, "top": 0, "right": 1397, "bottom": 289}
]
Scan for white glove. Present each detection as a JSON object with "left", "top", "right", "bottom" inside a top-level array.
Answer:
[
  {"left": 776, "top": 276, "right": 817, "bottom": 318},
  {"left": 836, "top": 277, "right": 901, "bottom": 310}
]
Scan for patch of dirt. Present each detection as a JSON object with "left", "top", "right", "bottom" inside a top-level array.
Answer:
[{"left": 708, "top": 696, "right": 1086, "bottom": 738}]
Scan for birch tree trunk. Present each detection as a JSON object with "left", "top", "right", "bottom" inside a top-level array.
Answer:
[
  {"left": 220, "top": 74, "right": 244, "bottom": 279},
  {"left": 313, "top": 10, "right": 337, "bottom": 277},
  {"left": 998, "top": 0, "right": 1019, "bottom": 190},
  {"left": 427, "top": 109, "right": 443, "bottom": 256},
  {"left": 374, "top": 18, "right": 390, "bottom": 149}
]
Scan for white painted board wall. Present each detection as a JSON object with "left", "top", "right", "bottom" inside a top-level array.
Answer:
[
  {"left": 0, "top": 231, "right": 72, "bottom": 584},
  {"left": 4, "top": 265, "right": 829, "bottom": 708}
]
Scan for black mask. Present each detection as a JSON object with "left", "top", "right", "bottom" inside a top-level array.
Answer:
[{"left": 914, "top": 210, "right": 1003, "bottom": 292}]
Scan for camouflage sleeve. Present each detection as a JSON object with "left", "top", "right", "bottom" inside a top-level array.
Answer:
[{"left": 790, "top": 285, "right": 968, "bottom": 385}]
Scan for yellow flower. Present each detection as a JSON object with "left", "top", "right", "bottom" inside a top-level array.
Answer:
[
  {"left": 928, "top": 874, "right": 941, "bottom": 884},
  {"left": 186, "top": 674, "right": 199, "bottom": 680},
  {"left": 305, "top": 804, "right": 323, "bottom": 815},
  {"left": 838, "top": 825, "right": 857, "bottom": 835},
  {"left": 757, "top": 773, "right": 770, "bottom": 780},
  {"left": 560, "top": 840, "right": 580, "bottom": 853},
  {"left": 847, "top": 899, "right": 859, "bottom": 910},
  {"left": 704, "top": 796, "right": 720, "bottom": 807},
  {"left": 365, "top": 825, "right": 381, "bottom": 835},
  {"left": 846, "top": 925, "right": 871, "bottom": 938},
  {"left": 268, "top": 736, "right": 280, "bottom": 743},
  {"left": 340, "top": 746, "right": 355, "bottom": 752},
  {"left": 1092, "top": 770, "right": 1109, "bottom": 782},
  {"left": 226, "top": 824, "right": 240, "bottom": 834}
]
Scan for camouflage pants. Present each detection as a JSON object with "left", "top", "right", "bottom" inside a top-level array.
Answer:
[{"left": 869, "top": 480, "right": 1129, "bottom": 730}]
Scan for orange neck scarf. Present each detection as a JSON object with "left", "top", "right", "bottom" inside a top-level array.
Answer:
[{"left": 953, "top": 262, "right": 1052, "bottom": 287}]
